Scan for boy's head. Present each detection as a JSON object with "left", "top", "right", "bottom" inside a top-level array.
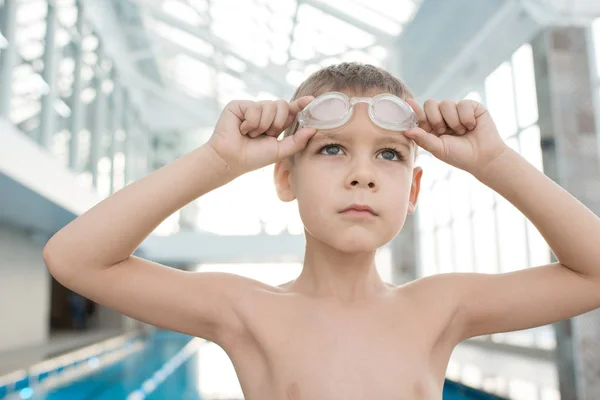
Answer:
[{"left": 274, "top": 62, "right": 423, "bottom": 254}]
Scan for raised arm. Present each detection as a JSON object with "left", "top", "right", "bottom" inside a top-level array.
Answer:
[
  {"left": 43, "top": 97, "right": 317, "bottom": 344},
  {"left": 43, "top": 144, "right": 247, "bottom": 343},
  {"left": 452, "top": 147, "right": 600, "bottom": 340},
  {"left": 406, "top": 99, "right": 600, "bottom": 342}
]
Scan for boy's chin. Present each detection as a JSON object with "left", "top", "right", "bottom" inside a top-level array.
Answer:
[
  {"left": 323, "top": 232, "right": 389, "bottom": 254},
  {"left": 304, "top": 222, "right": 397, "bottom": 254}
]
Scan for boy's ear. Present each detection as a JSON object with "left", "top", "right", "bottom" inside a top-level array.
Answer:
[
  {"left": 407, "top": 167, "right": 423, "bottom": 214},
  {"left": 274, "top": 158, "right": 296, "bottom": 202}
]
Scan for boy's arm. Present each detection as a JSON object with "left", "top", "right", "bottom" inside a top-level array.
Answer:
[
  {"left": 405, "top": 99, "right": 600, "bottom": 342},
  {"left": 43, "top": 97, "right": 316, "bottom": 345},
  {"left": 43, "top": 144, "right": 252, "bottom": 344},
  {"left": 447, "top": 148, "right": 600, "bottom": 341}
]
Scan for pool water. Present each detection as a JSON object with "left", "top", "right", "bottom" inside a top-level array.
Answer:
[{"left": 3, "top": 331, "right": 506, "bottom": 400}]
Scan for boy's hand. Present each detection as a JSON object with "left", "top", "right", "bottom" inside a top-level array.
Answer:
[
  {"left": 405, "top": 99, "right": 509, "bottom": 176},
  {"left": 207, "top": 96, "right": 316, "bottom": 176}
]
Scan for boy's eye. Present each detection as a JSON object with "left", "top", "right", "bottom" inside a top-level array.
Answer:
[
  {"left": 378, "top": 149, "right": 401, "bottom": 161},
  {"left": 319, "top": 144, "right": 344, "bottom": 156}
]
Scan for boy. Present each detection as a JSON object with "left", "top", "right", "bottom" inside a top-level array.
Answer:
[{"left": 43, "top": 63, "right": 600, "bottom": 399}]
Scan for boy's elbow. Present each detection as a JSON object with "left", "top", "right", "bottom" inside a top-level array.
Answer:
[
  {"left": 43, "top": 241, "right": 60, "bottom": 273},
  {"left": 43, "top": 236, "right": 117, "bottom": 285},
  {"left": 43, "top": 237, "right": 72, "bottom": 281},
  {"left": 44, "top": 247, "right": 81, "bottom": 293}
]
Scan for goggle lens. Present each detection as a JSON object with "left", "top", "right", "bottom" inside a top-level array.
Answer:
[
  {"left": 372, "top": 98, "right": 407, "bottom": 124},
  {"left": 298, "top": 92, "right": 417, "bottom": 131},
  {"left": 307, "top": 96, "right": 347, "bottom": 123}
]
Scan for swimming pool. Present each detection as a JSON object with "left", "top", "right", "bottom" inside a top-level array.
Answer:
[{"left": 1, "top": 331, "right": 506, "bottom": 400}]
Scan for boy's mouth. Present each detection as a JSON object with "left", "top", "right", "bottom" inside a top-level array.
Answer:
[{"left": 339, "top": 204, "right": 378, "bottom": 216}]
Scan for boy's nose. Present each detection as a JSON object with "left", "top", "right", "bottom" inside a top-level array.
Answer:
[
  {"left": 350, "top": 179, "right": 376, "bottom": 189},
  {"left": 346, "top": 161, "right": 377, "bottom": 191}
]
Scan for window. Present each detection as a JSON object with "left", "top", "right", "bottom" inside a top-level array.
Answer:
[
  {"left": 592, "top": 18, "right": 600, "bottom": 155},
  {"left": 512, "top": 44, "right": 539, "bottom": 129},
  {"left": 472, "top": 209, "right": 498, "bottom": 273},
  {"left": 4, "top": 0, "right": 144, "bottom": 203},
  {"left": 592, "top": 18, "right": 600, "bottom": 80},
  {"left": 452, "top": 219, "right": 473, "bottom": 272},
  {"left": 496, "top": 195, "right": 528, "bottom": 273},
  {"left": 485, "top": 62, "right": 518, "bottom": 139}
]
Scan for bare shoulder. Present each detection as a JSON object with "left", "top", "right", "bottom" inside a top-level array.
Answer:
[
  {"left": 397, "top": 273, "right": 464, "bottom": 300},
  {"left": 392, "top": 274, "right": 467, "bottom": 343},
  {"left": 225, "top": 276, "right": 290, "bottom": 320}
]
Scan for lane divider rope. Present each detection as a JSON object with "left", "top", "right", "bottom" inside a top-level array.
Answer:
[{"left": 126, "top": 337, "right": 203, "bottom": 400}]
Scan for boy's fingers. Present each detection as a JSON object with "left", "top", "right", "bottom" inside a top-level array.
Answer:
[
  {"left": 404, "top": 127, "right": 444, "bottom": 157},
  {"left": 439, "top": 100, "right": 466, "bottom": 135},
  {"left": 276, "top": 127, "right": 317, "bottom": 160},
  {"left": 288, "top": 96, "right": 315, "bottom": 116},
  {"left": 284, "top": 96, "right": 315, "bottom": 130},
  {"left": 406, "top": 98, "right": 431, "bottom": 133},
  {"left": 249, "top": 102, "right": 277, "bottom": 137},
  {"left": 240, "top": 103, "right": 262, "bottom": 135},
  {"left": 424, "top": 99, "right": 447, "bottom": 135},
  {"left": 457, "top": 100, "right": 477, "bottom": 130},
  {"left": 266, "top": 100, "right": 290, "bottom": 137}
]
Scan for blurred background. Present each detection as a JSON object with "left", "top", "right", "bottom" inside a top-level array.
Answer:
[{"left": 0, "top": 0, "right": 600, "bottom": 399}]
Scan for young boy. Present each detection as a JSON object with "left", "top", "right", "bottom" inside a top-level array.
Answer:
[{"left": 43, "top": 62, "right": 600, "bottom": 399}]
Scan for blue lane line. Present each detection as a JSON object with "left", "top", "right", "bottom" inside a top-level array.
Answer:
[
  {"left": 34, "top": 332, "right": 191, "bottom": 400},
  {"left": 41, "top": 348, "right": 158, "bottom": 400},
  {"left": 0, "top": 334, "right": 140, "bottom": 400},
  {"left": 124, "top": 336, "right": 204, "bottom": 400},
  {"left": 144, "top": 340, "right": 204, "bottom": 400}
]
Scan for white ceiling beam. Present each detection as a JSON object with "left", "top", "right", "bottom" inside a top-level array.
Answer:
[
  {"left": 419, "top": 0, "right": 533, "bottom": 100},
  {"left": 139, "top": 30, "right": 285, "bottom": 97},
  {"left": 299, "top": 0, "right": 395, "bottom": 44},
  {"left": 82, "top": 0, "right": 217, "bottom": 129},
  {"left": 129, "top": 47, "right": 155, "bottom": 62},
  {"left": 521, "top": 0, "right": 600, "bottom": 25},
  {"left": 130, "top": 72, "right": 219, "bottom": 123},
  {"left": 0, "top": 31, "right": 7, "bottom": 49},
  {"left": 130, "top": 0, "right": 292, "bottom": 95}
]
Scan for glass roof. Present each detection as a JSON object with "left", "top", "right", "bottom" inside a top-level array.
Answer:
[{"left": 134, "top": 0, "right": 421, "bottom": 108}]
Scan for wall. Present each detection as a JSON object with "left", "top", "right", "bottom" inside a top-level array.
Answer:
[{"left": 0, "top": 224, "right": 50, "bottom": 353}]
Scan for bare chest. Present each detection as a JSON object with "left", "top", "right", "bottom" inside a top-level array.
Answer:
[
  {"left": 228, "top": 295, "right": 452, "bottom": 400},
  {"left": 268, "top": 327, "right": 442, "bottom": 400}
]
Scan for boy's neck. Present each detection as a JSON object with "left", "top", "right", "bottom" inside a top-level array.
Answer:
[{"left": 286, "top": 234, "right": 391, "bottom": 303}]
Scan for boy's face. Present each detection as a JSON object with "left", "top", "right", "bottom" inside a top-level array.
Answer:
[{"left": 275, "top": 90, "right": 423, "bottom": 253}]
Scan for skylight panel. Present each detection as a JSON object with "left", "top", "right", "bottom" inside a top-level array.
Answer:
[
  {"left": 309, "top": 0, "right": 404, "bottom": 36},
  {"left": 151, "top": 20, "right": 214, "bottom": 57},
  {"left": 161, "top": 0, "right": 204, "bottom": 26}
]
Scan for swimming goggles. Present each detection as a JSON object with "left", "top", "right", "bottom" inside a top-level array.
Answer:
[{"left": 296, "top": 91, "right": 419, "bottom": 131}]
